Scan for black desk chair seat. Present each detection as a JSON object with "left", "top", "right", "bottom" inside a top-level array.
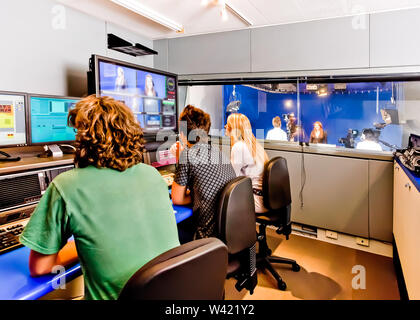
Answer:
[
  {"left": 119, "top": 238, "right": 228, "bottom": 300},
  {"left": 217, "top": 176, "right": 258, "bottom": 294},
  {"left": 256, "top": 156, "right": 300, "bottom": 291}
]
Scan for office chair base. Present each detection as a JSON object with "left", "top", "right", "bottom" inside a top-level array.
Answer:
[
  {"left": 256, "top": 223, "right": 300, "bottom": 290},
  {"left": 258, "top": 257, "right": 287, "bottom": 290},
  {"left": 233, "top": 272, "right": 257, "bottom": 295},
  {"left": 268, "top": 256, "right": 301, "bottom": 272}
]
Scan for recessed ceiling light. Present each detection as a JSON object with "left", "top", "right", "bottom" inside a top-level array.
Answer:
[
  {"left": 225, "top": 2, "right": 253, "bottom": 26},
  {"left": 109, "top": 0, "right": 183, "bottom": 32}
]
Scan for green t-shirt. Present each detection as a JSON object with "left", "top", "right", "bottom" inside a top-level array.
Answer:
[{"left": 20, "top": 163, "right": 180, "bottom": 300}]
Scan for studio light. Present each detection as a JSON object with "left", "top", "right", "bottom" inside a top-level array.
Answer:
[{"left": 109, "top": 0, "right": 184, "bottom": 32}]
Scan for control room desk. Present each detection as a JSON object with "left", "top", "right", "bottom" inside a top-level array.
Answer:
[
  {"left": 393, "top": 158, "right": 420, "bottom": 299},
  {"left": 0, "top": 203, "right": 192, "bottom": 300}
]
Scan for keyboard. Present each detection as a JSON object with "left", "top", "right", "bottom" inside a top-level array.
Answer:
[{"left": 0, "top": 219, "right": 29, "bottom": 255}]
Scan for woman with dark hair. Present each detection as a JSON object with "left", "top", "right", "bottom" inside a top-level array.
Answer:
[
  {"left": 171, "top": 105, "right": 236, "bottom": 241},
  {"left": 20, "top": 95, "right": 180, "bottom": 300}
]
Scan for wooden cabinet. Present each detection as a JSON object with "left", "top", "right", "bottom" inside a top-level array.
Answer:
[{"left": 393, "top": 161, "right": 420, "bottom": 300}]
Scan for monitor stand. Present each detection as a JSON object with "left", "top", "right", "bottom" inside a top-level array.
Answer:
[{"left": 38, "top": 145, "right": 63, "bottom": 158}]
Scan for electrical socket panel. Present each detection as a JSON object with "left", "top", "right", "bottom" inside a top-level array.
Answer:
[
  {"left": 325, "top": 230, "right": 338, "bottom": 240},
  {"left": 356, "top": 237, "right": 370, "bottom": 247}
]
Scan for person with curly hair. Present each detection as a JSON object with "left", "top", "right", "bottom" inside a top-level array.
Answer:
[{"left": 20, "top": 95, "right": 180, "bottom": 300}]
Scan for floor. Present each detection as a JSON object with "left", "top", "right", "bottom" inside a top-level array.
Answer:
[{"left": 225, "top": 229, "right": 400, "bottom": 300}]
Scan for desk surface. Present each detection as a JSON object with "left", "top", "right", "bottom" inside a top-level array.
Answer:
[
  {"left": 0, "top": 147, "right": 74, "bottom": 175},
  {"left": 0, "top": 204, "right": 192, "bottom": 300}
]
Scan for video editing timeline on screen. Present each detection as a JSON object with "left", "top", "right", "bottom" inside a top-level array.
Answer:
[
  {"left": 98, "top": 59, "right": 177, "bottom": 133},
  {"left": 30, "top": 96, "right": 80, "bottom": 144},
  {"left": 0, "top": 93, "right": 26, "bottom": 147}
]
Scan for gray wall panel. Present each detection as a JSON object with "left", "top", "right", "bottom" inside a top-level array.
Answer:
[
  {"left": 153, "top": 39, "right": 169, "bottom": 72},
  {"left": 370, "top": 8, "right": 420, "bottom": 67},
  {"left": 168, "top": 30, "right": 251, "bottom": 75},
  {"left": 299, "top": 153, "right": 369, "bottom": 237},
  {"left": 251, "top": 16, "right": 370, "bottom": 72},
  {"left": 368, "top": 160, "right": 394, "bottom": 242}
]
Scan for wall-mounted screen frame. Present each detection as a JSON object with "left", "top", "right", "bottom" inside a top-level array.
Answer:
[{"left": 89, "top": 54, "right": 179, "bottom": 138}]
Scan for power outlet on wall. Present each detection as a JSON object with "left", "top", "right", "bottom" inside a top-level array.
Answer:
[
  {"left": 356, "top": 237, "right": 370, "bottom": 247},
  {"left": 325, "top": 230, "right": 338, "bottom": 240}
]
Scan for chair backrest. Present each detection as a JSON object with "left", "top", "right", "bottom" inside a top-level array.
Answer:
[
  {"left": 217, "top": 176, "right": 256, "bottom": 255},
  {"left": 118, "top": 238, "right": 228, "bottom": 300},
  {"left": 263, "top": 156, "right": 292, "bottom": 211}
]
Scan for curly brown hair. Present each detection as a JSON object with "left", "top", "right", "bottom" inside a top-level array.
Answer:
[
  {"left": 68, "top": 95, "right": 145, "bottom": 171},
  {"left": 179, "top": 105, "right": 211, "bottom": 144}
]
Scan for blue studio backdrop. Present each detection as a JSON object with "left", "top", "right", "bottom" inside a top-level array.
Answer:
[{"left": 223, "top": 84, "right": 402, "bottom": 150}]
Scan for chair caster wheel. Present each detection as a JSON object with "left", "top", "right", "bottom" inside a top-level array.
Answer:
[
  {"left": 292, "top": 264, "right": 300, "bottom": 272},
  {"left": 278, "top": 281, "right": 287, "bottom": 291}
]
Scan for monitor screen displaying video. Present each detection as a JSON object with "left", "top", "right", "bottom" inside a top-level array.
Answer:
[
  {"left": 93, "top": 55, "right": 177, "bottom": 134},
  {"left": 29, "top": 95, "right": 80, "bottom": 144},
  {"left": 0, "top": 92, "right": 27, "bottom": 147}
]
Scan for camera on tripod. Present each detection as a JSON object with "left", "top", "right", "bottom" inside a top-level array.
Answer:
[{"left": 338, "top": 129, "right": 359, "bottom": 148}]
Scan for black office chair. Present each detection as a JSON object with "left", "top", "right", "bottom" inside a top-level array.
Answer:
[
  {"left": 217, "top": 176, "right": 258, "bottom": 294},
  {"left": 118, "top": 238, "right": 228, "bottom": 300},
  {"left": 256, "top": 156, "right": 300, "bottom": 290}
]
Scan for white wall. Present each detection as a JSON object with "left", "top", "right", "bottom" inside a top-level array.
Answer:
[{"left": 0, "top": 0, "right": 153, "bottom": 97}]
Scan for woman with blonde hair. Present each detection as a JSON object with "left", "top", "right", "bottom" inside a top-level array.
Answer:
[{"left": 225, "top": 113, "right": 269, "bottom": 213}]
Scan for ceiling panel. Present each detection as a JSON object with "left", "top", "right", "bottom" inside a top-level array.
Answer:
[{"left": 57, "top": 0, "right": 420, "bottom": 40}]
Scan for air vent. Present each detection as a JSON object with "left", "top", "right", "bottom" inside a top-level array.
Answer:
[{"left": 0, "top": 174, "right": 41, "bottom": 211}]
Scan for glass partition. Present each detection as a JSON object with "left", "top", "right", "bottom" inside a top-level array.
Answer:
[
  {"left": 179, "top": 78, "right": 420, "bottom": 153},
  {"left": 180, "top": 82, "right": 300, "bottom": 141},
  {"left": 299, "top": 81, "right": 420, "bottom": 152}
]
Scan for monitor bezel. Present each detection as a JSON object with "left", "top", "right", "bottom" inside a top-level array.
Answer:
[
  {"left": 27, "top": 93, "right": 81, "bottom": 146},
  {"left": 90, "top": 54, "right": 179, "bottom": 139},
  {"left": 0, "top": 90, "right": 29, "bottom": 148}
]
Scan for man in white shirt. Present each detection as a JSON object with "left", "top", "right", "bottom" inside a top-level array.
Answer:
[
  {"left": 266, "top": 116, "right": 288, "bottom": 141},
  {"left": 356, "top": 129, "right": 383, "bottom": 151}
]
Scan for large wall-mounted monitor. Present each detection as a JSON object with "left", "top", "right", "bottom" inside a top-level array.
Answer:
[
  {"left": 28, "top": 94, "right": 80, "bottom": 145},
  {"left": 0, "top": 91, "right": 27, "bottom": 147},
  {"left": 89, "top": 55, "right": 178, "bottom": 136}
]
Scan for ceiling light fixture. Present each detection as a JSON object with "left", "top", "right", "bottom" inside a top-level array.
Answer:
[
  {"left": 109, "top": 0, "right": 184, "bottom": 32},
  {"left": 317, "top": 85, "right": 329, "bottom": 97},
  {"left": 225, "top": 2, "right": 253, "bottom": 26},
  {"left": 221, "top": 5, "right": 228, "bottom": 21}
]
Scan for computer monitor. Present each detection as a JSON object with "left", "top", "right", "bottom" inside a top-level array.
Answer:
[
  {"left": 28, "top": 94, "right": 80, "bottom": 145},
  {"left": 0, "top": 91, "right": 27, "bottom": 147},
  {"left": 89, "top": 55, "right": 178, "bottom": 137}
]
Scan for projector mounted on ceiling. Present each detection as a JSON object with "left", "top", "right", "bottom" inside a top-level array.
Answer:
[{"left": 107, "top": 33, "right": 158, "bottom": 57}]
